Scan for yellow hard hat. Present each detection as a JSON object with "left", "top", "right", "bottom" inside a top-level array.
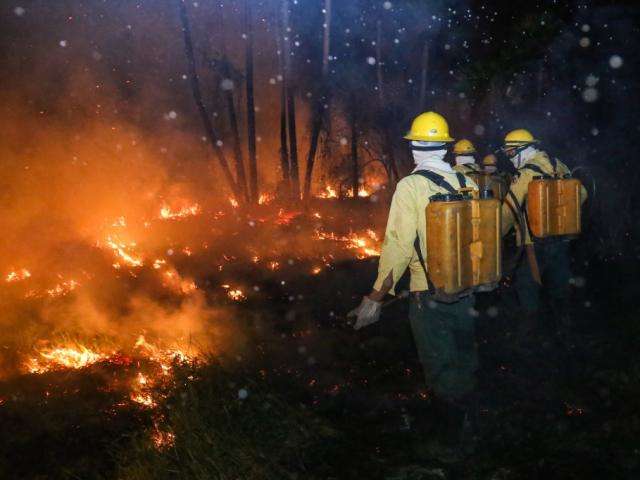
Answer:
[
  {"left": 504, "top": 129, "right": 539, "bottom": 147},
  {"left": 404, "top": 112, "right": 454, "bottom": 142},
  {"left": 453, "top": 139, "right": 476, "bottom": 155},
  {"left": 482, "top": 154, "right": 497, "bottom": 167}
]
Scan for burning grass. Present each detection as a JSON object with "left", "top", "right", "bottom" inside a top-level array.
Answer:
[{"left": 0, "top": 188, "right": 387, "bottom": 478}]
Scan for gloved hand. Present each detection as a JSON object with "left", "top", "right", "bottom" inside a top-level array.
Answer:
[{"left": 348, "top": 296, "right": 383, "bottom": 330}]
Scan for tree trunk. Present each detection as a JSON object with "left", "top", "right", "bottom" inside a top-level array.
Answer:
[
  {"left": 350, "top": 96, "right": 359, "bottom": 198},
  {"left": 176, "top": 0, "right": 241, "bottom": 199},
  {"left": 302, "top": 0, "right": 332, "bottom": 201},
  {"left": 282, "top": 0, "right": 300, "bottom": 199},
  {"left": 244, "top": 0, "right": 258, "bottom": 203},
  {"left": 279, "top": 85, "right": 290, "bottom": 185},
  {"left": 275, "top": 3, "right": 290, "bottom": 190},
  {"left": 219, "top": 58, "right": 249, "bottom": 203},
  {"left": 418, "top": 40, "right": 429, "bottom": 111},
  {"left": 384, "top": 128, "right": 399, "bottom": 185}
]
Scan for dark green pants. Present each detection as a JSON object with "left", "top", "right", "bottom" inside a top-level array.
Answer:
[
  {"left": 515, "top": 240, "right": 571, "bottom": 314},
  {"left": 409, "top": 294, "right": 478, "bottom": 401}
]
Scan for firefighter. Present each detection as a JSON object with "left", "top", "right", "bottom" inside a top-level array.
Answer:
[
  {"left": 349, "top": 112, "right": 479, "bottom": 451},
  {"left": 481, "top": 153, "right": 511, "bottom": 201},
  {"left": 501, "top": 129, "right": 587, "bottom": 333},
  {"left": 482, "top": 154, "right": 498, "bottom": 174},
  {"left": 452, "top": 139, "right": 481, "bottom": 174}
]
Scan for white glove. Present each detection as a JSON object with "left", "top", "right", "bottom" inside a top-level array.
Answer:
[{"left": 348, "top": 296, "right": 383, "bottom": 330}]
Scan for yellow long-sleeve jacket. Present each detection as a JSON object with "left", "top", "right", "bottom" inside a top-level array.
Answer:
[
  {"left": 373, "top": 170, "right": 477, "bottom": 295},
  {"left": 502, "top": 151, "right": 588, "bottom": 245}
]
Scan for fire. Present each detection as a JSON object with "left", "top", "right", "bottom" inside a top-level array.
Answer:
[
  {"left": 258, "top": 192, "right": 274, "bottom": 205},
  {"left": 159, "top": 203, "right": 201, "bottom": 220},
  {"left": 317, "top": 185, "right": 338, "bottom": 199},
  {"left": 317, "top": 184, "right": 371, "bottom": 199},
  {"left": 229, "top": 197, "right": 239, "bottom": 208},
  {"left": 26, "top": 345, "right": 109, "bottom": 374},
  {"left": 227, "top": 289, "right": 245, "bottom": 301},
  {"left": 345, "top": 186, "right": 372, "bottom": 198},
  {"left": 46, "top": 279, "right": 80, "bottom": 298},
  {"left": 314, "top": 228, "right": 381, "bottom": 258},
  {"left": 151, "top": 424, "right": 176, "bottom": 449},
  {"left": 112, "top": 216, "right": 127, "bottom": 227},
  {"left": 104, "top": 236, "right": 144, "bottom": 268},
  {"left": 133, "top": 335, "right": 197, "bottom": 365},
  {"left": 275, "top": 208, "right": 301, "bottom": 225},
  {"left": 137, "top": 372, "right": 149, "bottom": 386},
  {"left": 357, "top": 187, "right": 371, "bottom": 198},
  {"left": 130, "top": 392, "right": 156, "bottom": 408},
  {"left": 162, "top": 269, "right": 198, "bottom": 295},
  {"left": 267, "top": 261, "right": 280, "bottom": 271},
  {"left": 153, "top": 259, "right": 167, "bottom": 269},
  {"left": 5, "top": 268, "right": 31, "bottom": 283}
]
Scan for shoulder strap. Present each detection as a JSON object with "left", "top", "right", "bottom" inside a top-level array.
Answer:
[
  {"left": 521, "top": 163, "right": 545, "bottom": 176},
  {"left": 412, "top": 170, "right": 458, "bottom": 194},
  {"left": 456, "top": 172, "right": 467, "bottom": 189},
  {"left": 414, "top": 235, "right": 428, "bottom": 278},
  {"left": 551, "top": 157, "right": 558, "bottom": 174}
]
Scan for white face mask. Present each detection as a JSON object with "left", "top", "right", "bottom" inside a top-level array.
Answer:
[
  {"left": 455, "top": 155, "right": 475, "bottom": 166},
  {"left": 484, "top": 166, "right": 497, "bottom": 174},
  {"left": 511, "top": 146, "right": 537, "bottom": 169},
  {"left": 411, "top": 141, "right": 452, "bottom": 172}
]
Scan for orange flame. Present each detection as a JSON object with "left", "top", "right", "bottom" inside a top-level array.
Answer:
[
  {"left": 25, "top": 345, "right": 109, "bottom": 374},
  {"left": 5, "top": 268, "right": 31, "bottom": 283},
  {"left": 159, "top": 203, "right": 201, "bottom": 220}
]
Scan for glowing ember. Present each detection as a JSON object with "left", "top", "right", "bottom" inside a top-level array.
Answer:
[
  {"left": 137, "top": 372, "right": 149, "bottom": 386},
  {"left": 267, "top": 261, "right": 280, "bottom": 271},
  {"left": 228, "top": 289, "right": 246, "bottom": 301},
  {"left": 130, "top": 392, "right": 156, "bottom": 408},
  {"left": 26, "top": 345, "right": 108, "bottom": 374},
  {"left": 229, "top": 197, "right": 239, "bottom": 208},
  {"left": 46, "top": 279, "right": 80, "bottom": 298},
  {"left": 151, "top": 424, "right": 175, "bottom": 449},
  {"left": 311, "top": 266, "right": 322, "bottom": 275},
  {"left": 153, "top": 259, "right": 167, "bottom": 269},
  {"left": 275, "top": 208, "right": 302, "bottom": 225},
  {"left": 159, "top": 203, "right": 201, "bottom": 220},
  {"left": 5, "top": 268, "right": 31, "bottom": 283}
]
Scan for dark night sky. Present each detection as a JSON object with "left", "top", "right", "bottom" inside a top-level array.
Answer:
[{"left": 0, "top": 1, "right": 638, "bottom": 189}]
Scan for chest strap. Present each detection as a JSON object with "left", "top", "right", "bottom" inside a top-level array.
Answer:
[{"left": 521, "top": 163, "right": 546, "bottom": 176}]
